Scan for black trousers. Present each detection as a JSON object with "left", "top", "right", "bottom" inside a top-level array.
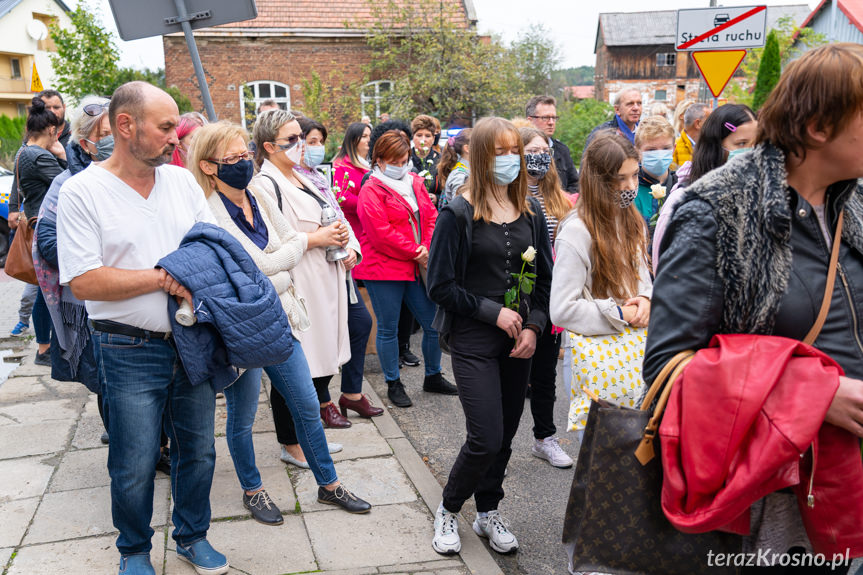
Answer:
[
  {"left": 271, "top": 375, "right": 332, "bottom": 446},
  {"left": 441, "top": 314, "right": 532, "bottom": 513},
  {"left": 397, "top": 301, "right": 416, "bottom": 352},
  {"left": 528, "top": 322, "right": 561, "bottom": 439}
]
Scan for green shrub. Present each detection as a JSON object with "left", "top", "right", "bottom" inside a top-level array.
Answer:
[{"left": 555, "top": 98, "right": 614, "bottom": 167}]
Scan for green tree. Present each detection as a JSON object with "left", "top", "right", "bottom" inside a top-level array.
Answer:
[
  {"left": 555, "top": 98, "right": 614, "bottom": 166},
  {"left": 552, "top": 66, "right": 595, "bottom": 87},
  {"left": 49, "top": 1, "right": 120, "bottom": 99},
  {"left": 510, "top": 23, "right": 562, "bottom": 97},
  {"left": 751, "top": 30, "right": 781, "bottom": 111}
]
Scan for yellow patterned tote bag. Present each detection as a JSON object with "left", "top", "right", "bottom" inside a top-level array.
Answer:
[{"left": 567, "top": 324, "right": 648, "bottom": 431}]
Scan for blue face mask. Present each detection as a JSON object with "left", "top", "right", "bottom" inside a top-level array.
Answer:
[
  {"left": 494, "top": 154, "right": 521, "bottom": 185},
  {"left": 304, "top": 144, "right": 326, "bottom": 168},
  {"left": 726, "top": 147, "right": 752, "bottom": 160},
  {"left": 217, "top": 158, "right": 255, "bottom": 190},
  {"left": 641, "top": 149, "right": 673, "bottom": 177},
  {"left": 85, "top": 135, "right": 114, "bottom": 161}
]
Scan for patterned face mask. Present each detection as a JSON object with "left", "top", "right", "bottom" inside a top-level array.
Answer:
[
  {"left": 615, "top": 188, "right": 638, "bottom": 209},
  {"left": 524, "top": 152, "right": 551, "bottom": 178}
]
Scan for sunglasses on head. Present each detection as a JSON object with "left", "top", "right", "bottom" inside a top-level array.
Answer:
[{"left": 83, "top": 100, "right": 110, "bottom": 117}]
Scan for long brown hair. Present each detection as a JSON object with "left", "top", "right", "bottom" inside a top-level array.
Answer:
[
  {"left": 465, "top": 117, "right": 529, "bottom": 222},
  {"left": 438, "top": 128, "right": 471, "bottom": 182},
  {"left": 577, "top": 131, "right": 646, "bottom": 300},
  {"left": 519, "top": 126, "right": 571, "bottom": 225}
]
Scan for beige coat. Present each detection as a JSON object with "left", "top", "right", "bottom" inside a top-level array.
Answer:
[{"left": 254, "top": 160, "right": 352, "bottom": 378}]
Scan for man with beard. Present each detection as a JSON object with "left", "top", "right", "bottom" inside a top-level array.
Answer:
[{"left": 57, "top": 82, "right": 227, "bottom": 575}]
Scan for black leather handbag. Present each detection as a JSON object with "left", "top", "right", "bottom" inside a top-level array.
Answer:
[{"left": 562, "top": 351, "right": 743, "bottom": 575}]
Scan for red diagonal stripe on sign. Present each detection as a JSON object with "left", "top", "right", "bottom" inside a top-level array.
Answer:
[{"left": 677, "top": 5, "right": 767, "bottom": 50}]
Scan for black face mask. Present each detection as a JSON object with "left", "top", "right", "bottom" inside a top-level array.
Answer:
[
  {"left": 433, "top": 133, "right": 441, "bottom": 147},
  {"left": 217, "top": 159, "right": 255, "bottom": 190}
]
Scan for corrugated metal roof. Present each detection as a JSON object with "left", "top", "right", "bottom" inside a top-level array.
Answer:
[
  {"left": 802, "top": 0, "right": 863, "bottom": 34},
  {"left": 597, "top": 5, "right": 812, "bottom": 49}
]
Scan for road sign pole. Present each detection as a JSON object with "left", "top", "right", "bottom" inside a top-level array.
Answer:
[{"left": 172, "top": 0, "right": 217, "bottom": 121}]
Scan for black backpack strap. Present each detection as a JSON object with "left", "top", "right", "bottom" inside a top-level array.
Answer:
[{"left": 259, "top": 173, "right": 283, "bottom": 212}]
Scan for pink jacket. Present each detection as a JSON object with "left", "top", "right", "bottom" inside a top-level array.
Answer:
[
  {"left": 333, "top": 157, "right": 369, "bottom": 242},
  {"left": 353, "top": 174, "right": 437, "bottom": 282}
]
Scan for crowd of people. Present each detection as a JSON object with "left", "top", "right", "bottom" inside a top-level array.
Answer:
[{"left": 4, "top": 42, "right": 863, "bottom": 575}]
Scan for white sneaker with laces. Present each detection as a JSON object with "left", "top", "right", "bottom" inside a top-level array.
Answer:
[
  {"left": 432, "top": 504, "right": 461, "bottom": 555},
  {"left": 473, "top": 510, "right": 519, "bottom": 553},
  {"left": 531, "top": 436, "right": 574, "bottom": 468}
]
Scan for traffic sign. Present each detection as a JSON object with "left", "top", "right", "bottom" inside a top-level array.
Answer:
[
  {"left": 30, "top": 63, "right": 43, "bottom": 92},
  {"left": 677, "top": 6, "right": 767, "bottom": 51},
  {"left": 691, "top": 50, "right": 747, "bottom": 98}
]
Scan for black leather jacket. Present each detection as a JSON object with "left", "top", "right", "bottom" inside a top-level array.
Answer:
[{"left": 644, "top": 143, "right": 863, "bottom": 382}]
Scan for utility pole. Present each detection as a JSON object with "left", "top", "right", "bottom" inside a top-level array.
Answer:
[{"left": 829, "top": 0, "right": 838, "bottom": 42}]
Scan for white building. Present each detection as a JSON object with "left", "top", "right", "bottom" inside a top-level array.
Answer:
[{"left": 0, "top": 0, "right": 71, "bottom": 118}]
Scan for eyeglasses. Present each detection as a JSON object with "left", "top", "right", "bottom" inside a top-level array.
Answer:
[
  {"left": 524, "top": 147, "right": 550, "bottom": 154},
  {"left": 529, "top": 115, "right": 559, "bottom": 123},
  {"left": 83, "top": 101, "right": 110, "bottom": 116},
  {"left": 273, "top": 135, "right": 301, "bottom": 150},
  {"left": 206, "top": 150, "right": 254, "bottom": 165}
]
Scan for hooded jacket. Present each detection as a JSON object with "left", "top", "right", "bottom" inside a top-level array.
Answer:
[
  {"left": 660, "top": 334, "right": 863, "bottom": 556},
  {"left": 157, "top": 222, "right": 294, "bottom": 391}
]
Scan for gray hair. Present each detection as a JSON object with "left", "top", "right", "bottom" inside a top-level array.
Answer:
[
  {"left": 683, "top": 103, "right": 710, "bottom": 128},
  {"left": 71, "top": 95, "right": 110, "bottom": 143},
  {"left": 613, "top": 88, "right": 642, "bottom": 107},
  {"left": 181, "top": 111, "right": 208, "bottom": 127},
  {"left": 252, "top": 109, "right": 296, "bottom": 167}
]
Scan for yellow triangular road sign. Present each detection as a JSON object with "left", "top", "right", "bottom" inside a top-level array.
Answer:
[
  {"left": 30, "top": 63, "right": 43, "bottom": 92},
  {"left": 692, "top": 50, "right": 747, "bottom": 98}
]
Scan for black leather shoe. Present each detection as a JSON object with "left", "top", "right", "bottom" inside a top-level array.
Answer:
[
  {"left": 317, "top": 484, "right": 371, "bottom": 514},
  {"left": 155, "top": 449, "right": 171, "bottom": 475},
  {"left": 243, "top": 489, "right": 284, "bottom": 525},
  {"left": 387, "top": 379, "right": 413, "bottom": 407},
  {"left": 423, "top": 372, "right": 458, "bottom": 395},
  {"left": 399, "top": 349, "right": 421, "bottom": 367},
  {"left": 100, "top": 431, "right": 109, "bottom": 445}
]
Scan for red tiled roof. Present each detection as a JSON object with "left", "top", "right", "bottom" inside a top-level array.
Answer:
[
  {"left": 566, "top": 86, "right": 595, "bottom": 99},
  {"left": 801, "top": 0, "right": 863, "bottom": 33},
  {"left": 214, "top": 0, "right": 472, "bottom": 30}
]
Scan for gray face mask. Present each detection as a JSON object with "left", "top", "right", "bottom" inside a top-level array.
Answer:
[
  {"left": 615, "top": 188, "right": 638, "bottom": 209},
  {"left": 86, "top": 135, "right": 114, "bottom": 161}
]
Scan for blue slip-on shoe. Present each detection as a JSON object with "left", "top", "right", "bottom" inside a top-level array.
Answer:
[
  {"left": 176, "top": 539, "right": 229, "bottom": 575},
  {"left": 10, "top": 321, "right": 28, "bottom": 336},
  {"left": 118, "top": 554, "right": 155, "bottom": 575}
]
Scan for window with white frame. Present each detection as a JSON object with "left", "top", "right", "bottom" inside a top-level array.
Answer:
[
  {"left": 361, "top": 80, "right": 393, "bottom": 120},
  {"left": 241, "top": 81, "right": 290, "bottom": 129}
]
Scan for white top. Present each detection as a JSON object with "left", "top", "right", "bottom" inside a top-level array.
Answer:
[{"left": 57, "top": 164, "right": 215, "bottom": 332}]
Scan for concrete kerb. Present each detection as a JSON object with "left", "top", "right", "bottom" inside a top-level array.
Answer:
[{"left": 363, "top": 382, "right": 505, "bottom": 575}]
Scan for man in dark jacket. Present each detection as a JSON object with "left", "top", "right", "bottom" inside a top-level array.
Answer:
[
  {"left": 526, "top": 95, "right": 579, "bottom": 193},
  {"left": 583, "top": 87, "right": 643, "bottom": 156}
]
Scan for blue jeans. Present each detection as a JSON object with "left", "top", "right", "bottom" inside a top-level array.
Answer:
[
  {"left": 223, "top": 368, "right": 264, "bottom": 492},
  {"left": 32, "top": 287, "right": 52, "bottom": 345},
  {"left": 364, "top": 279, "right": 441, "bottom": 381},
  {"left": 94, "top": 332, "right": 215, "bottom": 556},
  {"left": 225, "top": 339, "right": 337, "bottom": 487}
]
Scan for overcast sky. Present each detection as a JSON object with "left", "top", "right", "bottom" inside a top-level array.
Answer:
[{"left": 74, "top": 0, "right": 817, "bottom": 70}]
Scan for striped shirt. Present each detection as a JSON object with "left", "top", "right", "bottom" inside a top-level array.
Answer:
[{"left": 529, "top": 184, "right": 558, "bottom": 244}]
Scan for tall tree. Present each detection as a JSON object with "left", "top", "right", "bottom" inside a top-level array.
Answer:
[
  {"left": 49, "top": 1, "right": 120, "bottom": 99},
  {"left": 510, "top": 23, "right": 562, "bottom": 97},
  {"left": 751, "top": 30, "right": 781, "bottom": 111}
]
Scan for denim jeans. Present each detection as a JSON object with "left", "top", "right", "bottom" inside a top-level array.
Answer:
[
  {"left": 18, "top": 282, "right": 37, "bottom": 324},
  {"left": 94, "top": 332, "right": 215, "bottom": 556},
  {"left": 225, "top": 339, "right": 338, "bottom": 487},
  {"left": 32, "top": 287, "right": 52, "bottom": 345},
  {"left": 223, "top": 368, "right": 263, "bottom": 492},
  {"left": 364, "top": 279, "right": 441, "bottom": 381}
]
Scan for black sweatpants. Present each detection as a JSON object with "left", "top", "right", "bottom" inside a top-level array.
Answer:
[
  {"left": 441, "top": 314, "right": 532, "bottom": 513},
  {"left": 528, "top": 322, "right": 561, "bottom": 439}
]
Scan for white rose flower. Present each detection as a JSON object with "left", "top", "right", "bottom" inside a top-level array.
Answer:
[
  {"left": 522, "top": 246, "right": 537, "bottom": 263},
  {"left": 650, "top": 184, "right": 667, "bottom": 200}
]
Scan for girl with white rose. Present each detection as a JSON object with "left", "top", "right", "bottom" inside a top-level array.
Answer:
[{"left": 427, "top": 117, "right": 553, "bottom": 556}]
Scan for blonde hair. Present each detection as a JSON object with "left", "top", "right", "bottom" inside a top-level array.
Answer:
[
  {"left": 509, "top": 117, "right": 534, "bottom": 129},
  {"left": 466, "top": 117, "right": 530, "bottom": 223},
  {"left": 635, "top": 115, "right": 675, "bottom": 149},
  {"left": 187, "top": 121, "right": 251, "bottom": 196},
  {"left": 673, "top": 99, "right": 695, "bottom": 135}
]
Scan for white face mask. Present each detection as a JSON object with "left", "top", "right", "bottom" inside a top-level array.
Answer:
[
  {"left": 383, "top": 163, "right": 410, "bottom": 180},
  {"left": 285, "top": 141, "right": 303, "bottom": 164}
]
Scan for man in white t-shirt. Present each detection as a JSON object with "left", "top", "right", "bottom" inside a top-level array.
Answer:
[{"left": 57, "top": 82, "right": 227, "bottom": 575}]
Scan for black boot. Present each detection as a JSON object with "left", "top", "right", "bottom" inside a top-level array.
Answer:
[
  {"left": 423, "top": 372, "right": 458, "bottom": 395},
  {"left": 387, "top": 379, "right": 413, "bottom": 407}
]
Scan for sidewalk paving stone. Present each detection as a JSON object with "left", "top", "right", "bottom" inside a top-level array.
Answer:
[
  {"left": 0, "top": 376, "right": 51, "bottom": 403},
  {"left": 377, "top": 559, "right": 466, "bottom": 573},
  {"left": 0, "top": 455, "right": 55, "bottom": 501},
  {"left": 25, "top": 482, "right": 170, "bottom": 545},
  {"left": 0, "top": 398, "right": 82, "bottom": 425},
  {"left": 0, "top": 420, "right": 75, "bottom": 459},
  {"left": 304, "top": 502, "right": 442, "bottom": 571},
  {"left": 0, "top": 548, "right": 12, "bottom": 570},
  {"left": 6, "top": 532, "right": 165, "bottom": 575},
  {"left": 205, "top": 466, "right": 296, "bottom": 521},
  {"left": 294, "top": 455, "right": 417, "bottom": 512},
  {"left": 49, "top": 447, "right": 109, "bottom": 492},
  {"left": 323, "top": 420, "right": 394, "bottom": 461},
  {"left": 0, "top": 497, "right": 39, "bottom": 547},
  {"left": 214, "top": 432, "right": 283, "bottom": 474},
  {"left": 71, "top": 412, "right": 106, "bottom": 450},
  {"left": 165, "top": 516, "right": 316, "bottom": 575}
]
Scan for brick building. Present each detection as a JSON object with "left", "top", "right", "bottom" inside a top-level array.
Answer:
[
  {"left": 164, "top": 0, "right": 477, "bottom": 128},
  {"left": 593, "top": 5, "right": 809, "bottom": 109}
]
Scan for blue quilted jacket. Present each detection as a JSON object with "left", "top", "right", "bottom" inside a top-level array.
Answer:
[{"left": 158, "top": 222, "right": 294, "bottom": 391}]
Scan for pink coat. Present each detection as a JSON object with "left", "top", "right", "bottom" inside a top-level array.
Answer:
[
  {"left": 353, "top": 174, "right": 437, "bottom": 282},
  {"left": 333, "top": 157, "right": 369, "bottom": 242}
]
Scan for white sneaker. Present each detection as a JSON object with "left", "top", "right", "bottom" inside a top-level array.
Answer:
[
  {"left": 473, "top": 510, "right": 519, "bottom": 553},
  {"left": 531, "top": 437, "right": 574, "bottom": 468},
  {"left": 432, "top": 504, "right": 461, "bottom": 555}
]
